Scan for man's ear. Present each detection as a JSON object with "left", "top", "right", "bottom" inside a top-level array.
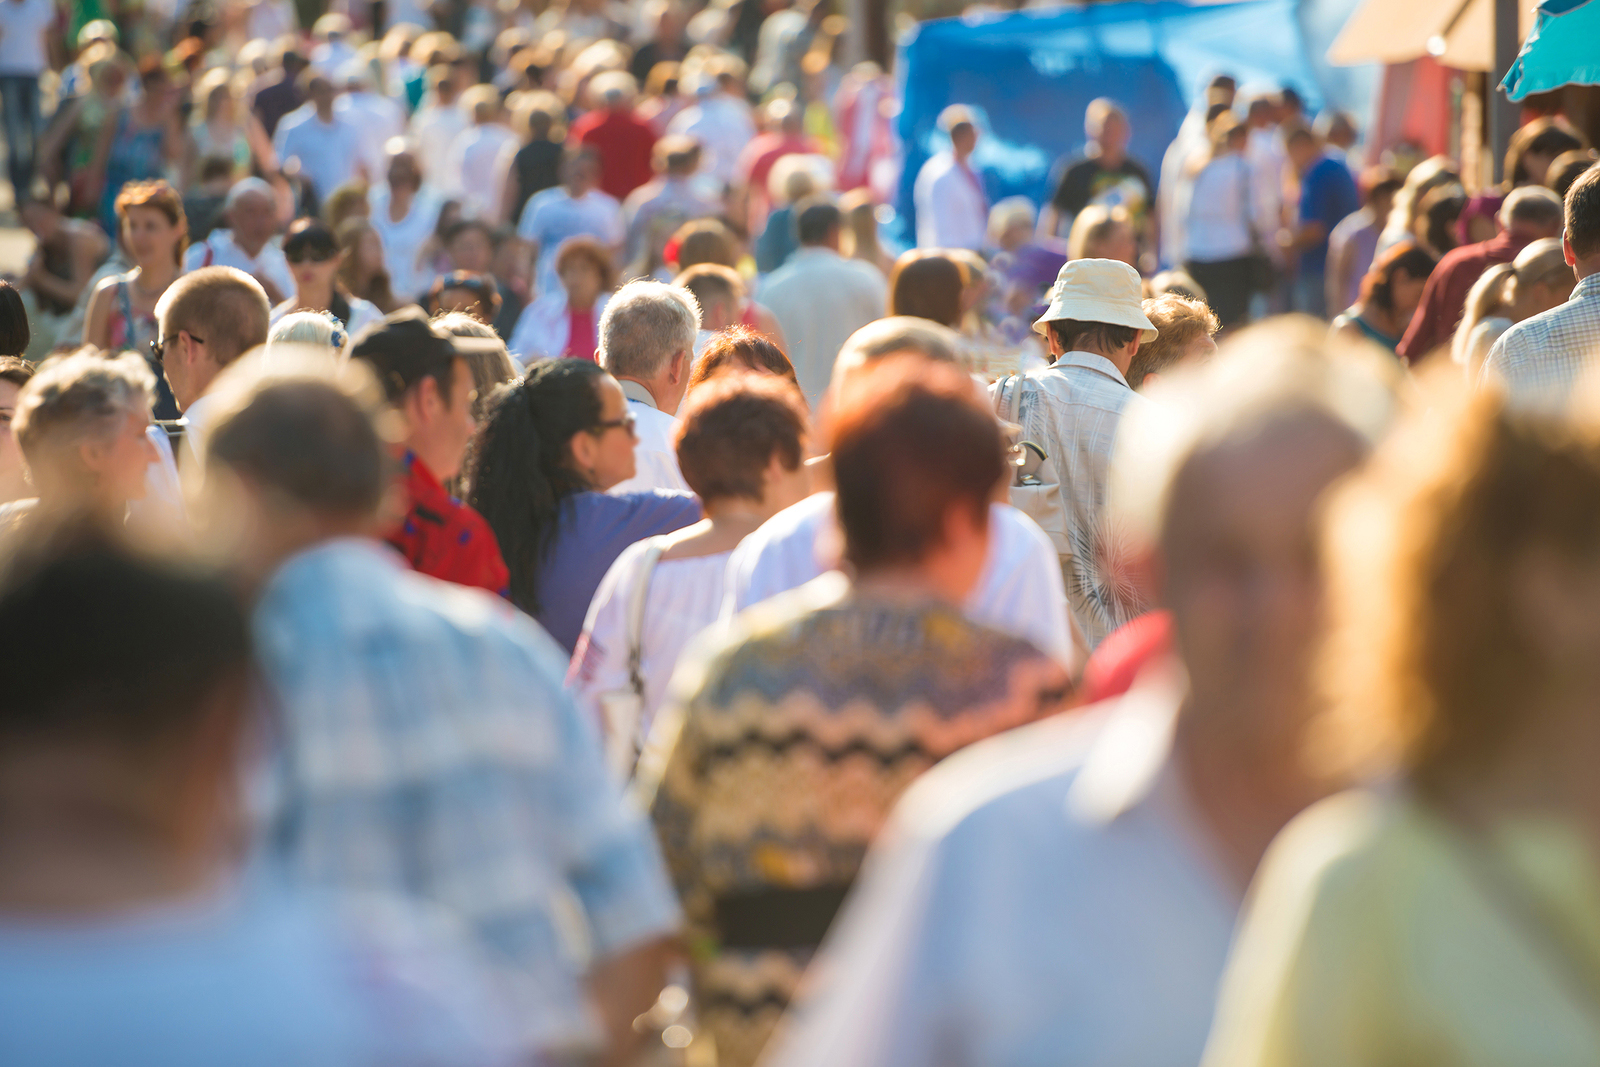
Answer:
[
  {"left": 669, "top": 349, "right": 687, "bottom": 384},
  {"left": 410, "top": 375, "right": 444, "bottom": 423},
  {"left": 1565, "top": 233, "right": 1578, "bottom": 268}
]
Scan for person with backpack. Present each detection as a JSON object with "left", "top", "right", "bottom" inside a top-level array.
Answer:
[{"left": 990, "top": 258, "right": 1157, "bottom": 650}]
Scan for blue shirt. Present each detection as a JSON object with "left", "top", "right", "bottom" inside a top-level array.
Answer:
[
  {"left": 0, "top": 874, "right": 515, "bottom": 1067},
  {"left": 1298, "top": 154, "right": 1359, "bottom": 276},
  {"left": 534, "top": 490, "right": 701, "bottom": 653},
  {"left": 253, "top": 538, "right": 682, "bottom": 1057}
]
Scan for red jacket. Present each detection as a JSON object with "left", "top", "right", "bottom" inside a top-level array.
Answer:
[
  {"left": 1396, "top": 231, "right": 1527, "bottom": 363},
  {"left": 386, "top": 452, "right": 510, "bottom": 598}
]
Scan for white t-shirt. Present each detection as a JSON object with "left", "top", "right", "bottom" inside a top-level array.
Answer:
[
  {"left": 273, "top": 109, "right": 364, "bottom": 202},
  {"left": 444, "top": 123, "right": 520, "bottom": 221},
  {"left": 516, "top": 187, "right": 624, "bottom": 297},
  {"left": 410, "top": 103, "right": 469, "bottom": 182},
  {"left": 723, "top": 492, "right": 1075, "bottom": 670},
  {"left": 608, "top": 393, "right": 690, "bottom": 496},
  {"left": 335, "top": 92, "right": 406, "bottom": 189},
  {"left": 183, "top": 230, "right": 295, "bottom": 302},
  {"left": 570, "top": 545, "right": 731, "bottom": 777},
  {"left": 368, "top": 184, "right": 444, "bottom": 303},
  {"left": 913, "top": 151, "right": 988, "bottom": 251},
  {"left": 0, "top": 0, "right": 53, "bottom": 76}
]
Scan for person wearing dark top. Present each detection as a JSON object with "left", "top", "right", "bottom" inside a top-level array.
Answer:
[
  {"left": 252, "top": 47, "right": 308, "bottom": 139},
  {"left": 468, "top": 357, "right": 699, "bottom": 651},
  {"left": 1283, "top": 126, "right": 1359, "bottom": 318},
  {"left": 1040, "top": 98, "right": 1154, "bottom": 253},
  {"left": 505, "top": 109, "right": 565, "bottom": 227}
]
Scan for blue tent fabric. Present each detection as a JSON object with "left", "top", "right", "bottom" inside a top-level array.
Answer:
[
  {"left": 1501, "top": 0, "right": 1600, "bottom": 102},
  {"left": 893, "top": 0, "right": 1331, "bottom": 244}
]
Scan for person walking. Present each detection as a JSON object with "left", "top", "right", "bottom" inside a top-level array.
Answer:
[{"left": 913, "top": 105, "right": 988, "bottom": 251}]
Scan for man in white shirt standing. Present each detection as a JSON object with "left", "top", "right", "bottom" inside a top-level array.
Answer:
[
  {"left": 912, "top": 105, "right": 988, "bottom": 251},
  {"left": 182, "top": 178, "right": 294, "bottom": 305},
  {"left": 369, "top": 147, "right": 443, "bottom": 305},
  {"left": 273, "top": 72, "right": 366, "bottom": 204},
  {"left": 759, "top": 198, "right": 889, "bottom": 410},
  {"left": 597, "top": 279, "right": 698, "bottom": 495},
  {"left": 517, "top": 145, "right": 624, "bottom": 299},
  {"left": 0, "top": 0, "right": 51, "bottom": 202},
  {"left": 444, "top": 84, "right": 520, "bottom": 222}
]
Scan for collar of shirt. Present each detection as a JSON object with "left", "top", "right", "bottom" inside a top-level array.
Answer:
[
  {"left": 264, "top": 535, "right": 399, "bottom": 603},
  {"left": 618, "top": 378, "right": 658, "bottom": 409},
  {"left": 1049, "top": 349, "right": 1133, "bottom": 389},
  {"left": 1573, "top": 272, "right": 1600, "bottom": 302}
]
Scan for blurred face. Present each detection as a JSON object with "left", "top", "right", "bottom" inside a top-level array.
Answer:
[
  {"left": 1516, "top": 272, "right": 1576, "bottom": 320},
  {"left": 1161, "top": 420, "right": 1362, "bottom": 745},
  {"left": 1521, "top": 151, "right": 1555, "bottom": 187},
  {"left": 448, "top": 229, "right": 492, "bottom": 273},
  {"left": 357, "top": 230, "right": 385, "bottom": 273},
  {"left": 1287, "top": 138, "right": 1318, "bottom": 174},
  {"left": 20, "top": 201, "right": 56, "bottom": 240},
  {"left": 568, "top": 376, "right": 637, "bottom": 490},
  {"left": 1389, "top": 267, "right": 1429, "bottom": 323},
  {"left": 0, "top": 380, "right": 25, "bottom": 503},
  {"left": 437, "top": 286, "right": 489, "bottom": 321},
  {"left": 950, "top": 124, "right": 977, "bottom": 157},
  {"left": 1091, "top": 221, "right": 1138, "bottom": 269},
  {"left": 287, "top": 242, "right": 340, "bottom": 293},
  {"left": 999, "top": 219, "right": 1032, "bottom": 252},
  {"left": 308, "top": 77, "right": 336, "bottom": 110},
  {"left": 228, "top": 191, "right": 277, "bottom": 248},
  {"left": 1099, "top": 112, "right": 1130, "bottom": 155},
  {"left": 80, "top": 405, "right": 158, "bottom": 505},
  {"left": 560, "top": 257, "right": 603, "bottom": 309},
  {"left": 387, "top": 152, "right": 422, "bottom": 191},
  {"left": 122, "top": 205, "right": 183, "bottom": 268}
]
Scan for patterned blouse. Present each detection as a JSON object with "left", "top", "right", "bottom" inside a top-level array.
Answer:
[{"left": 637, "top": 575, "right": 1073, "bottom": 1067}]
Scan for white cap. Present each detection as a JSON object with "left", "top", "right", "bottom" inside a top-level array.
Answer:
[{"left": 1033, "top": 259, "right": 1158, "bottom": 342}]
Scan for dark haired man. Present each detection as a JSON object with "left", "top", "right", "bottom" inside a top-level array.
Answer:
[
  {"left": 994, "top": 257, "right": 1157, "bottom": 649},
  {"left": 760, "top": 196, "right": 888, "bottom": 409},
  {"left": 1482, "top": 162, "right": 1600, "bottom": 409},
  {"left": 349, "top": 307, "right": 509, "bottom": 595}
]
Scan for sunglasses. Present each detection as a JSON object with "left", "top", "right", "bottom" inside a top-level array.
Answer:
[
  {"left": 149, "top": 331, "right": 203, "bottom": 363},
  {"left": 590, "top": 411, "right": 637, "bottom": 437},
  {"left": 285, "top": 247, "right": 337, "bottom": 265}
]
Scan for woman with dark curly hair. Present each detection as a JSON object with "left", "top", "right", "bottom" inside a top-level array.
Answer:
[{"left": 465, "top": 358, "right": 699, "bottom": 651}]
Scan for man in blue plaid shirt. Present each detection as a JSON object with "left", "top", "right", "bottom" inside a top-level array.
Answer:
[{"left": 201, "top": 362, "right": 681, "bottom": 1066}]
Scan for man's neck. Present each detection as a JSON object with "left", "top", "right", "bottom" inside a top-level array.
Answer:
[
  {"left": 315, "top": 105, "right": 334, "bottom": 123},
  {"left": 232, "top": 231, "right": 267, "bottom": 258},
  {"left": 1575, "top": 254, "right": 1600, "bottom": 282},
  {"left": 616, "top": 375, "right": 667, "bottom": 413},
  {"left": 389, "top": 186, "right": 414, "bottom": 219}
]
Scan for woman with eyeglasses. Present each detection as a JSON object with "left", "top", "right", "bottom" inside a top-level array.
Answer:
[
  {"left": 269, "top": 218, "right": 383, "bottom": 338},
  {"left": 466, "top": 358, "right": 700, "bottom": 653}
]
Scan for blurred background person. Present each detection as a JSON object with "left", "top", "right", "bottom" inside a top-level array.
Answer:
[
  {"left": 1066, "top": 204, "right": 1138, "bottom": 268},
  {"left": 887, "top": 249, "right": 964, "bottom": 329},
  {"left": 428, "top": 271, "right": 502, "bottom": 326},
  {"left": 1125, "top": 293, "right": 1219, "bottom": 390},
  {"left": 598, "top": 280, "right": 699, "bottom": 495},
  {"left": 369, "top": 147, "right": 444, "bottom": 308},
  {"left": 15, "top": 199, "right": 109, "bottom": 358},
  {"left": 1202, "top": 375, "right": 1600, "bottom": 1067},
  {"left": 841, "top": 187, "right": 894, "bottom": 275},
  {"left": 640, "top": 357, "right": 1071, "bottom": 1067},
  {"left": 914, "top": 105, "right": 987, "bottom": 251},
  {"left": 1450, "top": 238, "right": 1573, "bottom": 375},
  {"left": 0, "top": 357, "right": 35, "bottom": 503},
  {"left": 1280, "top": 125, "right": 1358, "bottom": 320},
  {"left": 686, "top": 324, "right": 799, "bottom": 393},
  {"left": 335, "top": 218, "right": 402, "bottom": 315},
  {"left": 1326, "top": 167, "right": 1402, "bottom": 318},
  {"left": 467, "top": 358, "right": 700, "bottom": 653},
  {"left": 182, "top": 178, "right": 293, "bottom": 306},
  {"left": 271, "top": 218, "right": 384, "bottom": 336},
  {"left": 516, "top": 145, "right": 623, "bottom": 301},
  {"left": 1040, "top": 98, "right": 1153, "bottom": 255},
  {"left": 507, "top": 237, "right": 617, "bottom": 365},
  {"left": 1331, "top": 243, "right": 1437, "bottom": 356},
  {"left": 89, "top": 59, "right": 184, "bottom": 234},
  {"left": 571, "top": 373, "right": 810, "bottom": 778},
  {"left": 3, "top": 352, "right": 157, "bottom": 533},
  {"left": 1180, "top": 111, "right": 1257, "bottom": 330}
]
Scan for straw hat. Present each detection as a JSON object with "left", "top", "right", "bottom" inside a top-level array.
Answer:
[{"left": 1033, "top": 259, "right": 1158, "bottom": 342}]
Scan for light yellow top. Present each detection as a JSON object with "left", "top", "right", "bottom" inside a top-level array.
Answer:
[{"left": 1203, "top": 788, "right": 1600, "bottom": 1067}]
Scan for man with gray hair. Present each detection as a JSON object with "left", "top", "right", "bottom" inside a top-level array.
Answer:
[
  {"left": 182, "top": 178, "right": 293, "bottom": 305},
  {"left": 599, "top": 278, "right": 699, "bottom": 494},
  {"left": 763, "top": 319, "right": 1397, "bottom": 1067}
]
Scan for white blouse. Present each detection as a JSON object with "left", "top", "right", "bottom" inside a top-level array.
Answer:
[
  {"left": 570, "top": 544, "right": 732, "bottom": 775},
  {"left": 1181, "top": 154, "right": 1255, "bottom": 263}
]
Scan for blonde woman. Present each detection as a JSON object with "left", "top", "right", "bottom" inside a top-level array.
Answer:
[
  {"left": 1066, "top": 203, "right": 1138, "bottom": 269},
  {"left": 1204, "top": 379, "right": 1600, "bottom": 1067},
  {"left": 1451, "top": 237, "right": 1575, "bottom": 374}
]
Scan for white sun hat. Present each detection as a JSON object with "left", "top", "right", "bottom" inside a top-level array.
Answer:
[{"left": 1033, "top": 259, "right": 1158, "bottom": 342}]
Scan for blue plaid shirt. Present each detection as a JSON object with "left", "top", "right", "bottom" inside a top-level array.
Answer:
[{"left": 252, "top": 538, "right": 681, "bottom": 1058}]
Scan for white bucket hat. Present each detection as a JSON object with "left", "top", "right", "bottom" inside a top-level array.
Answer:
[{"left": 1033, "top": 259, "right": 1158, "bottom": 343}]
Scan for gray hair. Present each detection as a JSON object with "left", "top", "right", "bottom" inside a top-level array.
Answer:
[
  {"left": 598, "top": 280, "right": 700, "bottom": 381},
  {"left": 224, "top": 177, "right": 275, "bottom": 211},
  {"left": 13, "top": 350, "right": 155, "bottom": 481}
]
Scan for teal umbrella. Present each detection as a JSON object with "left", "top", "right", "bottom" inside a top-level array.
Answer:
[{"left": 1501, "top": 0, "right": 1600, "bottom": 101}]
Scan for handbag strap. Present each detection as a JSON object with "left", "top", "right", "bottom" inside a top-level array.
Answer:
[{"left": 625, "top": 537, "right": 667, "bottom": 704}]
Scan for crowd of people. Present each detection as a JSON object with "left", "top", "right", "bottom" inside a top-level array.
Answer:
[{"left": 4, "top": 0, "right": 1600, "bottom": 1065}]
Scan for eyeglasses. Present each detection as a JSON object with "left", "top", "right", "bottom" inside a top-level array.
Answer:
[
  {"left": 285, "top": 248, "right": 337, "bottom": 265},
  {"left": 590, "top": 411, "right": 638, "bottom": 437},
  {"left": 149, "top": 331, "right": 203, "bottom": 363}
]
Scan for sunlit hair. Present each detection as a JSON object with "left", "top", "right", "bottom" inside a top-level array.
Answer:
[
  {"left": 1127, "top": 294, "right": 1218, "bottom": 390},
  {"left": 114, "top": 180, "right": 187, "bottom": 266},
  {"left": 1356, "top": 242, "right": 1437, "bottom": 316},
  {"left": 267, "top": 310, "right": 349, "bottom": 362},
  {"left": 1066, "top": 203, "right": 1131, "bottom": 262},
  {"left": 1313, "top": 372, "right": 1600, "bottom": 790},
  {"left": 673, "top": 372, "right": 807, "bottom": 503},
  {"left": 888, "top": 250, "right": 964, "bottom": 328},
  {"left": 690, "top": 325, "right": 798, "bottom": 393},
  {"left": 13, "top": 351, "right": 154, "bottom": 496}
]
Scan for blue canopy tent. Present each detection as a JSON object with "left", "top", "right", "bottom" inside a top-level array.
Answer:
[
  {"left": 1501, "top": 0, "right": 1600, "bottom": 101},
  {"left": 893, "top": 0, "right": 1343, "bottom": 243}
]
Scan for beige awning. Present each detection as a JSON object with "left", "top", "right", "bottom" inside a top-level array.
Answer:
[{"left": 1327, "top": 0, "right": 1535, "bottom": 72}]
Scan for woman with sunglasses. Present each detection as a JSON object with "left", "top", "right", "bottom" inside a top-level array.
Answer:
[
  {"left": 467, "top": 358, "right": 700, "bottom": 653},
  {"left": 269, "top": 218, "right": 383, "bottom": 338}
]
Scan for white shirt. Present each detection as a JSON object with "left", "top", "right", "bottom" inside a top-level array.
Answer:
[
  {"left": 913, "top": 151, "right": 988, "bottom": 251},
  {"left": 182, "top": 229, "right": 295, "bottom": 302},
  {"left": 507, "top": 290, "right": 611, "bottom": 366},
  {"left": 335, "top": 91, "right": 406, "bottom": 187},
  {"left": 516, "top": 187, "right": 624, "bottom": 298},
  {"left": 758, "top": 247, "right": 888, "bottom": 410},
  {"left": 1180, "top": 155, "right": 1254, "bottom": 262},
  {"left": 244, "top": 0, "right": 297, "bottom": 43},
  {"left": 763, "top": 673, "right": 1239, "bottom": 1067},
  {"left": 309, "top": 38, "right": 357, "bottom": 76},
  {"left": 570, "top": 545, "right": 732, "bottom": 776},
  {"left": 667, "top": 93, "right": 756, "bottom": 186},
  {"left": 1245, "top": 126, "right": 1287, "bottom": 240},
  {"left": 444, "top": 123, "right": 520, "bottom": 221},
  {"left": 608, "top": 380, "right": 690, "bottom": 496},
  {"left": 273, "top": 108, "right": 364, "bottom": 201},
  {"left": 269, "top": 295, "right": 383, "bottom": 338},
  {"left": 368, "top": 183, "right": 444, "bottom": 303},
  {"left": 0, "top": 0, "right": 52, "bottom": 75},
  {"left": 409, "top": 102, "right": 469, "bottom": 182},
  {"left": 722, "top": 492, "right": 1075, "bottom": 671}
]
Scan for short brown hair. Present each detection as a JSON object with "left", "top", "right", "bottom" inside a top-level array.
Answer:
[
  {"left": 673, "top": 372, "right": 807, "bottom": 503},
  {"left": 1126, "top": 295, "right": 1218, "bottom": 389},
  {"left": 830, "top": 358, "right": 1005, "bottom": 572},
  {"left": 555, "top": 236, "right": 619, "bottom": 292},
  {"left": 1049, "top": 319, "right": 1140, "bottom": 356},
  {"left": 0, "top": 355, "right": 33, "bottom": 389},
  {"left": 670, "top": 218, "right": 738, "bottom": 270},
  {"left": 674, "top": 263, "right": 744, "bottom": 317},
  {"left": 888, "top": 250, "right": 965, "bottom": 328},
  {"left": 157, "top": 266, "right": 271, "bottom": 367},
  {"left": 114, "top": 180, "right": 188, "bottom": 266},
  {"left": 689, "top": 325, "right": 798, "bottom": 393},
  {"left": 1565, "top": 161, "right": 1600, "bottom": 260}
]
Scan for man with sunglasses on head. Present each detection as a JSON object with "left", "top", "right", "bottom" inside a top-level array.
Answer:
[
  {"left": 350, "top": 308, "right": 511, "bottom": 596},
  {"left": 153, "top": 265, "right": 272, "bottom": 459}
]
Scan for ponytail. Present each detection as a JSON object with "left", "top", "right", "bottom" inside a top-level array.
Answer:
[{"left": 1450, "top": 263, "right": 1515, "bottom": 367}]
